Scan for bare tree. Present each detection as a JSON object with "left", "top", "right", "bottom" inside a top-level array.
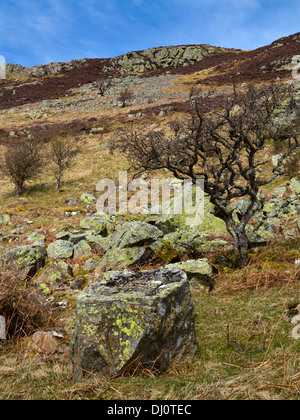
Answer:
[
  {"left": 1, "top": 139, "right": 43, "bottom": 197},
  {"left": 113, "top": 83, "right": 299, "bottom": 267},
  {"left": 95, "top": 78, "right": 112, "bottom": 96},
  {"left": 117, "top": 88, "right": 133, "bottom": 108},
  {"left": 49, "top": 133, "right": 80, "bottom": 189}
]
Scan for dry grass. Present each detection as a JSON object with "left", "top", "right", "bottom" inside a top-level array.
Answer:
[{"left": 0, "top": 265, "right": 53, "bottom": 339}]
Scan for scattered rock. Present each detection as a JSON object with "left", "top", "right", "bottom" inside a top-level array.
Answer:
[
  {"left": 35, "top": 261, "right": 73, "bottom": 294},
  {"left": 69, "top": 276, "right": 87, "bottom": 290},
  {"left": 27, "top": 232, "right": 46, "bottom": 246}
]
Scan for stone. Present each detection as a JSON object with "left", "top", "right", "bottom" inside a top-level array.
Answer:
[
  {"left": 36, "top": 261, "right": 72, "bottom": 284},
  {"left": 47, "top": 240, "right": 74, "bottom": 260},
  {"left": 68, "top": 199, "right": 77, "bottom": 206},
  {"left": 97, "top": 221, "right": 163, "bottom": 271},
  {"left": 166, "top": 259, "right": 214, "bottom": 291},
  {"left": 102, "top": 221, "right": 163, "bottom": 252},
  {"left": 57, "top": 231, "right": 89, "bottom": 244},
  {"left": 85, "top": 233, "right": 106, "bottom": 247},
  {"left": 35, "top": 261, "right": 72, "bottom": 295},
  {"left": 26, "top": 331, "right": 68, "bottom": 357},
  {"left": 288, "top": 178, "right": 300, "bottom": 194},
  {"left": 98, "top": 246, "right": 152, "bottom": 272},
  {"left": 146, "top": 184, "right": 226, "bottom": 236},
  {"left": 0, "top": 244, "right": 47, "bottom": 276},
  {"left": 84, "top": 258, "right": 100, "bottom": 272},
  {"left": 73, "top": 240, "right": 92, "bottom": 259},
  {"left": 80, "top": 215, "right": 108, "bottom": 235},
  {"left": 69, "top": 276, "right": 87, "bottom": 290},
  {"left": 0, "top": 316, "right": 6, "bottom": 340},
  {"left": 27, "top": 232, "right": 46, "bottom": 245},
  {"left": 80, "top": 193, "right": 96, "bottom": 204},
  {"left": 70, "top": 267, "right": 198, "bottom": 379},
  {"left": 271, "top": 154, "right": 282, "bottom": 167}
]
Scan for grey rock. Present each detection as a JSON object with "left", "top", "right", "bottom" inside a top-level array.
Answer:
[
  {"left": 70, "top": 267, "right": 198, "bottom": 379},
  {"left": 47, "top": 240, "right": 74, "bottom": 260},
  {"left": 73, "top": 240, "right": 92, "bottom": 259},
  {"left": 0, "top": 316, "right": 6, "bottom": 340},
  {"left": 0, "top": 244, "right": 47, "bottom": 276}
]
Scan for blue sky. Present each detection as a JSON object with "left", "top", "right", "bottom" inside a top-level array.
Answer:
[{"left": 0, "top": 0, "right": 299, "bottom": 67}]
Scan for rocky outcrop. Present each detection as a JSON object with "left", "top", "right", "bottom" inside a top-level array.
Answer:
[
  {"left": 6, "top": 59, "right": 88, "bottom": 78},
  {"left": 70, "top": 267, "right": 198, "bottom": 379},
  {"left": 5, "top": 44, "right": 223, "bottom": 78},
  {"left": 112, "top": 45, "right": 224, "bottom": 74}
]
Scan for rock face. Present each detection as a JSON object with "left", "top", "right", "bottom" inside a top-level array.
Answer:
[{"left": 70, "top": 267, "right": 198, "bottom": 379}]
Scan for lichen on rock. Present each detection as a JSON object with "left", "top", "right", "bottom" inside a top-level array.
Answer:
[{"left": 70, "top": 267, "right": 198, "bottom": 379}]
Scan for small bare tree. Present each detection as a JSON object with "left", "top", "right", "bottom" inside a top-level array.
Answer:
[
  {"left": 113, "top": 83, "right": 299, "bottom": 267},
  {"left": 49, "top": 133, "right": 80, "bottom": 189},
  {"left": 117, "top": 88, "right": 133, "bottom": 108},
  {"left": 1, "top": 139, "right": 43, "bottom": 196},
  {"left": 95, "top": 78, "right": 112, "bottom": 96}
]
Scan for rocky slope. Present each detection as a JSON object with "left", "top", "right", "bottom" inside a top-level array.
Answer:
[{"left": 0, "top": 32, "right": 299, "bottom": 391}]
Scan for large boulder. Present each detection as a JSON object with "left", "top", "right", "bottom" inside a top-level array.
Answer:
[{"left": 70, "top": 267, "right": 198, "bottom": 379}]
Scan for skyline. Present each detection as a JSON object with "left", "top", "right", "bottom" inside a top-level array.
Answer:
[{"left": 0, "top": 0, "right": 299, "bottom": 67}]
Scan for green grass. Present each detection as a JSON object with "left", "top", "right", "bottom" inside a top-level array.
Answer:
[{"left": 0, "top": 279, "right": 299, "bottom": 400}]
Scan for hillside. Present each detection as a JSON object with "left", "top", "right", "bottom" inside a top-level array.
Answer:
[{"left": 0, "top": 32, "right": 299, "bottom": 401}]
